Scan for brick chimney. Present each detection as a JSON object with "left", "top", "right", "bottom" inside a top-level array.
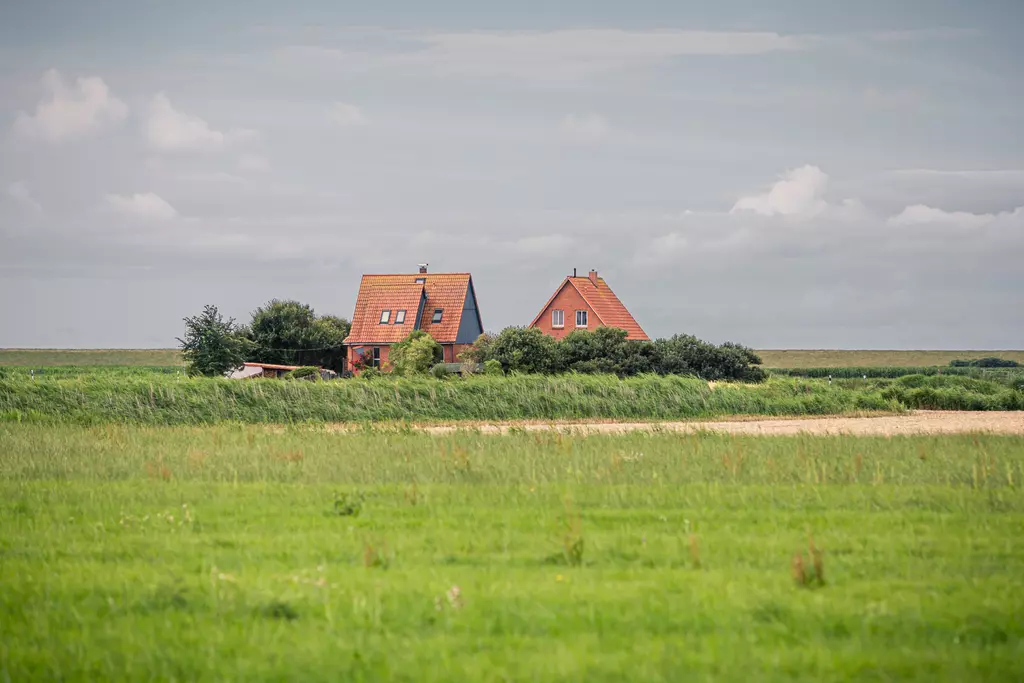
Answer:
[
  {"left": 588, "top": 269, "right": 599, "bottom": 286},
  {"left": 418, "top": 263, "right": 428, "bottom": 274}
]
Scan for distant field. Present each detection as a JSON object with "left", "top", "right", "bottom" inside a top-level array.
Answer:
[
  {"left": 758, "top": 349, "right": 1024, "bottom": 368},
  {"left": 0, "top": 348, "right": 182, "bottom": 366},
  {"left": 2, "top": 348, "right": 1023, "bottom": 369}
]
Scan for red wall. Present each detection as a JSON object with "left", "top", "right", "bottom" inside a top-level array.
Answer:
[
  {"left": 348, "top": 343, "right": 474, "bottom": 372},
  {"left": 346, "top": 345, "right": 391, "bottom": 373},
  {"left": 531, "top": 283, "right": 597, "bottom": 340}
]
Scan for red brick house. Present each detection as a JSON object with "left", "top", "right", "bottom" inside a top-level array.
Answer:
[
  {"left": 529, "top": 269, "right": 649, "bottom": 341},
  {"left": 343, "top": 265, "right": 484, "bottom": 372}
]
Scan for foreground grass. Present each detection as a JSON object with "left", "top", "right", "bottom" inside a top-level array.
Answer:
[{"left": 1, "top": 424, "right": 1023, "bottom": 681}]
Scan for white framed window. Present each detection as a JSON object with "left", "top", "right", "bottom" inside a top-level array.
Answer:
[
  {"left": 415, "top": 277, "right": 426, "bottom": 284},
  {"left": 551, "top": 309, "right": 564, "bottom": 328},
  {"left": 372, "top": 347, "right": 381, "bottom": 368},
  {"left": 432, "top": 308, "right": 443, "bottom": 323},
  {"left": 379, "top": 310, "right": 391, "bottom": 324},
  {"left": 395, "top": 309, "right": 406, "bottom": 324},
  {"left": 576, "top": 310, "right": 588, "bottom": 328}
]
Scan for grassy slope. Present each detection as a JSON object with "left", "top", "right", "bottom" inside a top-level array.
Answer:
[
  {"left": 1, "top": 424, "right": 1022, "bottom": 681},
  {"left": 4, "top": 348, "right": 1024, "bottom": 369},
  {"left": 759, "top": 349, "right": 1024, "bottom": 368}
]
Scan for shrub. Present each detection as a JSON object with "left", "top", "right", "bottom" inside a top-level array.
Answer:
[
  {"left": 950, "top": 357, "right": 1019, "bottom": 368},
  {"left": 430, "top": 363, "right": 452, "bottom": 380},
  {"left": 284, "top": 366, "right": 320, "bottom": 380},
  {"left": 469, "top": 326, "right": 765, "bottom": 382},
  {"left": 390, "top": 331, "right": 443, "bottom": 376},
  {"left": 483, "top": 359, "right": 503, "bottom": 376}
]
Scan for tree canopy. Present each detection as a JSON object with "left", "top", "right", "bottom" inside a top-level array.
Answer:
[
  {"left": 246, "top": 300, "right": 350, "bottom": 371},
  {"left": 177, "top": 305, "right": 249, "bottom": 377}
]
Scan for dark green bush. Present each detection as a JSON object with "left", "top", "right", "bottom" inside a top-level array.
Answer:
[{"left": 950, "top": 357, "right": 1019, "bottom": 368}]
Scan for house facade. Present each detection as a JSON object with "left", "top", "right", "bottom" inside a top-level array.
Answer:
[
  {"left": 343, "top": 265, "right": 484, "bottom": 372},
  {"left": 529, "top": 269, "right": 649, "bottom": 341}
]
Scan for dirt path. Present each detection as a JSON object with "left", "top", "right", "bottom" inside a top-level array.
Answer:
[{"left": 410, "top": 411, "right": 1024, "bottom": 436}]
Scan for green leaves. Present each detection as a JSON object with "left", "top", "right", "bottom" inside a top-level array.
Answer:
[{"left": 176, "top": 305, "right": 248, "bottom": 377}]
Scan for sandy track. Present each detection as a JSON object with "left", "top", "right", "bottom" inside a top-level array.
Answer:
[{"left": 410, "top": 411, "right": 1024, "bottom": 436}]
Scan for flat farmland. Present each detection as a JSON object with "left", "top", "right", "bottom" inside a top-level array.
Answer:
[
  {"left": 758, "top": 350, "right": 1024, "bottom": 369},
  {"left": 2, "top": 424, "right": 1022, "bottom": 682},
  {"left": 0, "top": 348, "right": 182, "bottom": 367}
]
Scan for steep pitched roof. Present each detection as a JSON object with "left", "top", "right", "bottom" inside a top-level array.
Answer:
[
  {"left": 531, "top": 275, "right": 650, "bottom": 341},
  {"left": 344, "top": 273, "right": 472, "bottom": 345}
]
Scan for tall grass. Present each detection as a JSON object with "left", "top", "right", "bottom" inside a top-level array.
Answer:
[{"left": 0, "top": 373, "right": 903, "bottom": 425}]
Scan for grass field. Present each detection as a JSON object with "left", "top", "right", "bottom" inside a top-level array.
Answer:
[
  {"left": 0, "top": 348, "right": 183, "bottom": 367},
  {"left": 1, "top": 424, "right": 1022, "bottom": 681},
  {"left": 4, "top": 348, "right": 1024, "bottom": 369}
]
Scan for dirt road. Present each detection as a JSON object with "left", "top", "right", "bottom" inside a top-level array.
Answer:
[{"left": 414, "top": 411, "right": 1024, "bottom": 436}]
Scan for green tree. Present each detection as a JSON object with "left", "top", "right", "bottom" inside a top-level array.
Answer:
[
  {"left": 247, "top": 300, "right": 350, "bottom": 371},
  {"left": 177, "top": 305, "right": 249, "bottom": 377},
  {"left": 389, "top": 331, "right": 443, "bottom": 376}
]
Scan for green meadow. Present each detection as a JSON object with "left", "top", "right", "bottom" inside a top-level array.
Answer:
[{"left": 2, "top": 424, "right": 1022, "bottom": 681}]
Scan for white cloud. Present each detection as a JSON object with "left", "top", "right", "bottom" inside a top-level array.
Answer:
[
  {"left": 561, "top": 114, "right": 610, "bottom": 143},
  {"left": 7, "top": 182, "right": 42, "bottom": 213},
  {"left": 103, "top": 192, "right": 178, "bottom": 221},
  {"left": 731, "top": 165, "right": 829, "bottom": 217},
  {"left": 146, "top": 93, "right": 241, "bottom": 152},
  {"left": 13, "top": 69, "right": 127, "bottom": 142},
  {"left": 886, "top": 204, "right": 1004, "bottom": 229},
  {"left": 332, "top": 102, "right": 364, "bottom": 126},
  {"left": 237, "top": 154, "right": 270, "bottom": 172}
]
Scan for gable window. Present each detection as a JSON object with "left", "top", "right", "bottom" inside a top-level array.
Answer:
[
  {"left": 415, "top": 277, "right": 426, "bottom": 284},
  {"left": 379, "top": 310, "right": 391, "bottom": 324},
  {"left": 551, "top": 309, "right": 564, "bottom": 328},
  {"left": 576, "top": 310, "right": 588, "bottom": 328},
  {"left": 395, "top": 309, "right": 406, "bottom": 325},
  {"left": 432, "top": 308, "right": 443, "bottom": 323},
  {"left": 372, "top": 347, "right": 381, "bottom": 369}
]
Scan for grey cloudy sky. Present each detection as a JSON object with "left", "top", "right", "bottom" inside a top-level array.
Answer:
[{"left": 1, "top": 0, "right": 1022, "bottom": 349}]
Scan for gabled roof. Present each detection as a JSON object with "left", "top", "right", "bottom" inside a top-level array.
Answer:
[
  {"left": 530, "top": 275, "right": 650, "bottom": 341},
  {"left": 344, "top": 273, "right": 473, "bottom": 345}
]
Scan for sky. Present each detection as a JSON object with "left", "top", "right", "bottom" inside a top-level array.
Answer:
[{"left": 1, "top": 0, "right": 1022, "bottom": 349}]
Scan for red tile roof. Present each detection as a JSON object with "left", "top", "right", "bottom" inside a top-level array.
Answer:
[
  {"left": 531, "top": 275, "right": 650, "bottom": 341},
  {"left": 344, "top": 273, "right": 471, "bottom": 344}
]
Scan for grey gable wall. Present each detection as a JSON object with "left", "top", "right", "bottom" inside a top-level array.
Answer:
[
  {"left": 455, "top": 279, "right": 484, "bottom": 344},
  {"left": 413, "top": 289, "right": 427, "bottom": 331}
]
